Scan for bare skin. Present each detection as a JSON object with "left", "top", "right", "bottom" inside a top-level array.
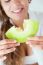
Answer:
[{"left": 27, "top": 36, "right": 43, "bottom": 50}]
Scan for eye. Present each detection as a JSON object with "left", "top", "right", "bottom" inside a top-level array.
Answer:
[{"left": 4, "top": 0, "right": 11, "bottom": 2}]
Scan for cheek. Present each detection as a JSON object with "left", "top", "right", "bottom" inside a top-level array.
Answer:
[
  {"left": 23, "top": 5, "right": 28, "bottom": 14},
  {"left": 22, "top": 0, "right": 28, "bottom": 12},
  {"left": 1, "top": 2, "right": 10, "bottom": 16},
  {"left": 21, "top": 0, "right": 28, "bottom": 6},
  {"left": 4, "top": 5, "right": 10, "bottom": 14}
]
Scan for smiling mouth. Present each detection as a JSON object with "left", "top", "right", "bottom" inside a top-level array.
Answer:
[{"left": 11, "top": 8, "right": 24, "bottom": 14}]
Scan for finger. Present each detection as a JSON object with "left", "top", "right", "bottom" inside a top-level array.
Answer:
[
  {"left": 5, "top": 39, "right": 17, "bottom": 44},
  {"left": 0, "top": 48, "right": 16, "bottom": 56},
  {"left": 27, "top": 36, "right": 39, "bottom": 41},
  {"left": 27, "top": 36, "right": 43, "bottom": 41},
  {"left": 27, "top": 40, "right": 43, "bottom": 45},
  {"left": 26, "top": 40, "right": 39, "bottom": 46},
  {"left": 0, "top": 39, "right": 20, "bottom": 46},
  {"left": 0, "top": 56, "right": 6, "bottom": 61},
  {"left": 0, "top": 39, "right": 17, "bottom": 45},
  {"left": 35, "top": 45, "right": 43, "bottom": 50},
  {"left": 0, "top": 43, "right": 20, "bottom": 50},
  {"left": 26, "top": 40, "right": 43, "bottom": 49}
]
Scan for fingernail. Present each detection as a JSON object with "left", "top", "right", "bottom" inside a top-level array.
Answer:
[
  {"left": 26, "top": 41, "right": 31, "bottom": 44},
  {"left": 26, "top": 42, "right": 29, "bottom": 44},
  {"left": 13, "top": 48, "right": 16, "bottom": 51},
  {"left": 16, "top": 43, "right": 20, "bottom": 46},
  {"left": 14, "top": 40, "right": 17, "bottom": 43}
]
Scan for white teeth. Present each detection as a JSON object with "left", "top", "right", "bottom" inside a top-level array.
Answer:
[{"left": 14, "top": 9, "right": 21, "bottom": 13}]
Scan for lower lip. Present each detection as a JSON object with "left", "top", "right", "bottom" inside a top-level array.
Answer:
[{"left": 11, "top": 8, "right": 24, "bottom": 15}]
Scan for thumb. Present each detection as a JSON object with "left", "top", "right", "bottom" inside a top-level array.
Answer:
[
  {"left": 27, "top": 36, "right": 39, "bottom": 41},
  {"left": 0, "top": 56, "right": 6, "bottom": 61}
]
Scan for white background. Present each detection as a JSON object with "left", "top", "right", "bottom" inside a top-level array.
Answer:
[{"left": 29, "top": 0, "right": 43, "bottom": 36}]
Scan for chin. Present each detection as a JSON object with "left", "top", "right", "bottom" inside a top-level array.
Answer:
[{"left": 13, "top": 16, "right": 24, "bottom": 22}]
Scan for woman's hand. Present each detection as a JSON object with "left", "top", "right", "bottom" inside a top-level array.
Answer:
[
  {"left": 26, "top": 36, "right": 43, "bottom": 49},
  {"left": 0, "top": 39, "right": 20, "bottom": 61}
]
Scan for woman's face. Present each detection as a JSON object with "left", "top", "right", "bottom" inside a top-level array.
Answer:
[{"left": 1, "top": 0, "right": 29, "bottom": 26}]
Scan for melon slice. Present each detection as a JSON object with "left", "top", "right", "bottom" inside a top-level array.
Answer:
[{"left": 5, "top": 19, "right": 39, "bottom": 43}]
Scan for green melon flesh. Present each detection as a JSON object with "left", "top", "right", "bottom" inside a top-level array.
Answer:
[{"left": 5, "top": 19, "right": 39, "bottom": 43}]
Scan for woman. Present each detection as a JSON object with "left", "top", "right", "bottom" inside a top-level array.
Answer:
[
  {"left": 0, "top": 0, "right": 32, "bottom": 65},
  {"left": 0, "top": 0, "right": 43, "bottom": 65}
]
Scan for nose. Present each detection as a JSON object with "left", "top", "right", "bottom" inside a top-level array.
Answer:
[
  {"left": 14, "top": 0, "right": 20, "bottom": 3},
  {"left": 10, "top": 0, "right": 22, "bottom": 11},
  {"left": 13, "top": 0, "right": 21, "bottom": 6}
]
